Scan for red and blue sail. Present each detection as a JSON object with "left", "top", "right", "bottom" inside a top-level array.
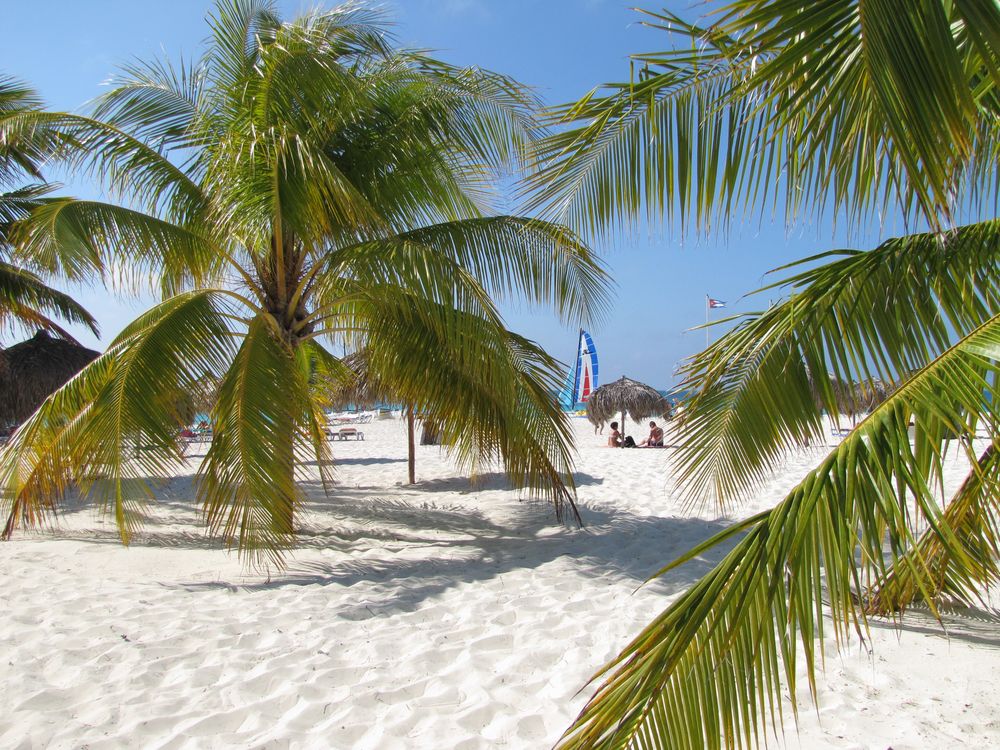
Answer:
[{"left": 560, "top": 329, "right": 599, "bottom": 409}]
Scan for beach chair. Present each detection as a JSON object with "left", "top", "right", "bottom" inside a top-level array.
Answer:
[
  {"left": 336, "top": 426, "right": 364, "bottom": 440},
  {"left": 179, "top": 427, "right": 213, "bottom": 456}
]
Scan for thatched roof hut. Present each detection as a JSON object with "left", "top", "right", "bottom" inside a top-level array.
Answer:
[
  {"left": 0, "top": 330, "right": 100, "bottom": 427},
  {"left": 586, "top": 375, "right": 672, "bottom": 433}
]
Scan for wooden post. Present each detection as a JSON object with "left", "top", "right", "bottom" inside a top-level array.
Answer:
[{"left": 407, "top": 405, "right": 416, "bottom": 484}]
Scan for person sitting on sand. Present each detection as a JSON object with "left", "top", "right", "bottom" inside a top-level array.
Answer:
[
  {"left": 638, "top": 421, "right": 664, "bottom": 447},
  {"left": 607, "top": 421, "right": 622, "bottom": 447}
]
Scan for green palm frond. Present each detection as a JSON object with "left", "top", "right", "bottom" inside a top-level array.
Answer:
[
  {"left": 0, "top": 76, "right": 65, "bottom": 183},
  {"left": 199, "top": 315, "right": 315, "bottom": 566},
  {"left": 0, "top": 79, "right": 99, "bottom": 340},
  {"left": 317, "top": 217, "right": 611, "bottom": 327},
  {"left": 15, "top": 198, "right": 220, "bottom": 292},
  {"left": 867, "top": 444, "right": 1000, "bottom": 614},
  {"left": 91, "top": 56, "right": 209, "bottom": 155},
  {"left": 359, "top": 294, "right": 580, "bottom": 521},
  {"left": 204, "top": 0, "right": 283, "bottom": 97},
  {"left": 1, "top": 110, "right": 207, "bottom": 223},
  {"left": 559, "top": 313, "right": 1000, "bottom": 750},
  {"left": 404, "top": 52, "right": 547, "bottom": 173},
  {"left": 0, "top": 261, "right": 98, "bottom": 337},
  {"left": 383, "top": 218, "right": 611, "bottom": 325},
  {"left": 0, "top": 183, "right": 54, "bottom": 247},
  {"left": 675, "top": 220, "right": 1000, "bottom": 506},
  {"left": 529, "top": 1, "right": 1000, "bottom": 235},
  {"left": 0, "top": 290, "right": 235, "bottom": 541}
]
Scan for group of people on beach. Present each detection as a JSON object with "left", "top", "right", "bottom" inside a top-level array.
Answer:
[{"left": 607, "top": 421, "right": 663, "bottom": 448}]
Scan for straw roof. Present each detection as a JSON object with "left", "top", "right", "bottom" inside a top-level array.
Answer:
[
  {"left": 812, "top": 373, "right": 892, "bottom": 418},
  {"left": 319, "top": 350, "right": 393, "bottom": 409},
  {"left": 586, "top": 375, "right": 672, "bottom": 429},
  {"left": 170, "top": 374, "right": 219, "bottom": 426},
  {"left": 0, "top": 330, "right": 100, "bottom": 427}
]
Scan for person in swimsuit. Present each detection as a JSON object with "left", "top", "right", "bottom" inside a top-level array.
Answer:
[
  {"left": 639, "top": 421, "right": 664, "bottom": 447},
  {"left": 607, "top": 421, "right": 622, "bottom": 447}
]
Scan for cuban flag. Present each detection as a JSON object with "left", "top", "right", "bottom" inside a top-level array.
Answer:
[{"left": 707, "top": 297, "right": 726, "bottom": 309}]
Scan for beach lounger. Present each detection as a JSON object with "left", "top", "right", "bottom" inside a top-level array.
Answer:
[
  {"left": 179, "top": 428, "right": 213, "bottom": 456},
  {"left": 330, "top": 426, "right": 364, "bottom": 441}
]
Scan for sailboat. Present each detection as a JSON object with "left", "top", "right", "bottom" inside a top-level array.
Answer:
[{"left": 559, "top": 329, "right": 599, "bottom": 411}]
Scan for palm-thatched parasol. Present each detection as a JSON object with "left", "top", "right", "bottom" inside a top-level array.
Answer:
[
  {"left": 586, "top": 375, "right": 672, "bottom": 443},
  {"left": 812, "top": 372, "right": 892, "bottom": 423},
  {"left": 168, "top": 373, "right": 220, "bottom": 427},
  {"left": 320, "top": 350, "right": 392, "bottom": 411},
  {"left": 0, "top": 330, "right": 100, "bottom": 428}
]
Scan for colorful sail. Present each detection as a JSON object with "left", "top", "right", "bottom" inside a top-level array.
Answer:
[{"left": 558, "top": 330, "right": 599, "bottom": 410}]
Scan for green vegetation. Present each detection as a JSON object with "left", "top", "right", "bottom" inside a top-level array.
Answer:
[
  {"left": 0, "top": 77, "right": 96, "bottom": 341},
  {"left": 0, "top": 0, "right": 611, "bottom": 564},
  {"left": 533, "top": 2, "right": 1000, "bottom": 748}
]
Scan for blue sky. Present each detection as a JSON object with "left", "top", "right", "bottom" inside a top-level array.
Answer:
[{"left": 3, "top": 0, "right": 884, "bottom": 387}]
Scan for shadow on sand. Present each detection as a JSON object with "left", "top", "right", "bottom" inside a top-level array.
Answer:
[{"left": 20, "top": 472, "right": 1000, "bottom": 653}]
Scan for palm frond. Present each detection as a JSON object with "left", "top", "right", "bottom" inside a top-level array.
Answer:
[
  {"left": 675, "top": 220, "right": 1000, "bottom": 506},
  {"left": 403, "top": 52, "right": 546, "bottom": 174},
  {"left": 0, "top": 183, "right": 55, "bottom": 247},
  {"left": 0, "top": 261, "right": 98, "bottom": 337},
  {"left": 1, "top": 110, "right": 207, "bottom": 224},
  {"left": 90, "top": 56, "right": 209, "bottom": 155},
  {"left": 559, "top": 312, "right": 1000, "bottom": 750},
  {"left": 528, "top": 1, "right": 1000, "bottom": 235},
  {"left": 204, "top": 0, "right": 282, "bottom": 98},
  {"left": 355, "top": 291, "right": 580, "bottom": 522},
  {"left": 199, "top": 314, "right": 315, "bottom": 566},
  {"left": 0, "top": 290, "right": 235, "bottom": 541},
  {"left": 867, "top": 444, "right": 1000, "bottom": 614},
  {"left": 15, "top": 198, "right": 220, "bottom": 293},
  {"left": 383, "top": 217, "right": 612, "bottom": 326},
  {"left": 0, "top": 76, "right": 64, "bottom": 183},
  {"left": 315, "top": 216, "right": 612, "bottom": 328}
]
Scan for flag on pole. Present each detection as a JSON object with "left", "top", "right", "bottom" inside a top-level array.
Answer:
[{"left": 707, "top": 297, "right": 726, "bottom": 309}]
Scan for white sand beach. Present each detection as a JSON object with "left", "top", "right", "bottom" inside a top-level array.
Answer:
[{"left": 1, "top": 417, "right": 998, "bottom": 749}]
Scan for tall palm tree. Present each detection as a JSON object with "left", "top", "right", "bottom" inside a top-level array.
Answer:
[
  {"left": 0, "top": 76, "right": 97, "bottom": 340},
  {"left": 530, "top": 2, "right": 1000, "bottom": 748},
  {"left": 0, "top": 1, "right": 610, "bottom": 565}
]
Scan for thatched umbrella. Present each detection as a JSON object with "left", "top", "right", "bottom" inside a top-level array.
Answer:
[
  {"left": 168, "top": 373, "right": 220, "bottom": 427},
  {"left": 0, "top": 330, "right": 100, "bottom": 428},
  {"left": 320, "top": 350, "right": 390, "bottom": 410},
  {"left": 586, "top": 375, "right": 672, "bottom": 444},
  {"left": 812, "top": 372, "right": 891, "bottom": 423}
]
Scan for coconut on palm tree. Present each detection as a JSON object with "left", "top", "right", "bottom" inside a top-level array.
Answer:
[
  {"left": 530, "top": 1, "right": 1000, "bottom": 748},
  {"left": 0, "top": 1, "right": 610, "bottom": 564}
]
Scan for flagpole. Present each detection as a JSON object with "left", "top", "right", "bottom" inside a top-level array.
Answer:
[{"left": 705, "top": 294, "right": 709, "bottom": 348}]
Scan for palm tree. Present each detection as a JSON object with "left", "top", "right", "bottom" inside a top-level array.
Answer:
[
  {"left": 0, "top": 76, "right": 97, "bottom": 340},
  {"left": 0, "top": 1, "right": 610, "bottom": 565},
  {"left": 530, "top": 2, "right": 1000, "bottom": 748}
]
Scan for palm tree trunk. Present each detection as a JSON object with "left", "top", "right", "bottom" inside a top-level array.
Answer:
[{"left": 407, "top": 405, "right": 416, "bottom": 484}]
